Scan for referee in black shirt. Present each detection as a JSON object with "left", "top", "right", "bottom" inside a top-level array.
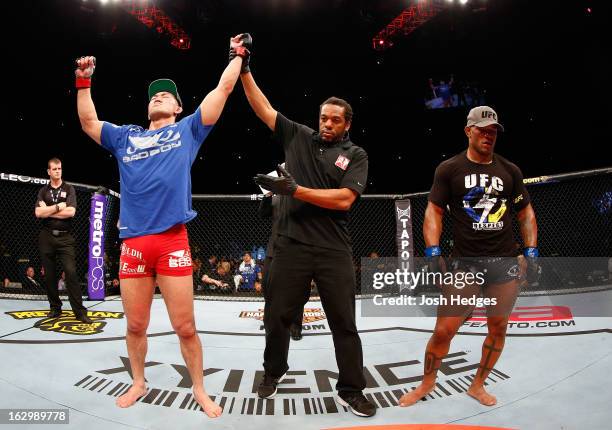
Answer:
[
  {"left": 35, "top": 158, "right": 91, "bottom": 323},
  {"left": 239, "top": 56, "right": 375, "bottom": 417}
]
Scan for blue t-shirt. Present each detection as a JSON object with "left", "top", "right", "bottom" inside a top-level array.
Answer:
[
  {"left": 101, "top": 107, "right": 213, "bottom": 238},
  {"left": 238, "top": 262, "right": 261, "bottom": 290}
]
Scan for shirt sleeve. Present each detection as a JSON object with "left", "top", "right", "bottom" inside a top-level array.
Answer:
[
  {"left": 510, "top": 164, "right": 531, "bottom": 211},
  {"left": 183, "top": 107, "right": 214, "bottom": 153},
  {"left": 340, "top": 148, "right": 368, "bottom": 195},
  {"left": 101, "top": 122, "right": 130, "bottom": 156},
  {"left": 428, "top": 163, "right": 451, "bottom": 208},
  {"left": 272, "top": 113, "right": 299, "bottom": 151},
  {"left": 66, "top": 185, "right": 77, "bottom": 209}
]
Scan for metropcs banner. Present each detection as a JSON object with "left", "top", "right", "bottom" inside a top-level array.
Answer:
[{"left": 87, "top": 192, "right": 108, "bottom": 300}]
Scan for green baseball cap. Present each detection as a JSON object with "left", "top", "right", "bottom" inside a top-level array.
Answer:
[{"left": 148, "top": 78, "right": 182, "bottom": 106}]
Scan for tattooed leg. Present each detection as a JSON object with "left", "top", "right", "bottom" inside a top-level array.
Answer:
[
  {"left": 400, "top": 316, "right": 464, "bottom": 407},
  {"left": 467, "top": 316, "right": 508, "bottom": 406}
]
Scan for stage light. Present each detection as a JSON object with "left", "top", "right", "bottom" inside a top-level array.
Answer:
[{"left": 459, "top": 0, "right": 468, "bottom": 4}]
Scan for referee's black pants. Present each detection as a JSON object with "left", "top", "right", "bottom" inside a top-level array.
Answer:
[
  {"left": 39, "top": 229, "right": 86, "bottom": 315},
  {"left": 262, "top": 256, "right": 304, "bottom": 329},
  {"left": 263, "top": 235, "right": 366, "bottom": 393}
]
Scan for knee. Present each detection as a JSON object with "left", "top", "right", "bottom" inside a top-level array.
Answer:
[
  {"left": 126, "top": 320, "right": 148, "bottom": 336},
  {"left": 174, "top": 320, "right": 196, "bottom": 339},
  {"left": 487, "top": 320, "right": 508, "bottom": 338},
  {"left": 432, "top": 325, "right": 456, "bottom": 344}
]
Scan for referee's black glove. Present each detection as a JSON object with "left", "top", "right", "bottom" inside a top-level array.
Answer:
[{"left": 254, "top": 164, "right": 298, "bottom": 196}]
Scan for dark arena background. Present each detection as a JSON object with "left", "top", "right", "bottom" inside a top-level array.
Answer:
[{"left": 1, "top": 1, "right": 610, "bottom": 430}]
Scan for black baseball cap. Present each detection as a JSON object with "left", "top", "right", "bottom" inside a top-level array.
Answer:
[{"left": 148, "top": 78, "right": 182, "bottom": 106}]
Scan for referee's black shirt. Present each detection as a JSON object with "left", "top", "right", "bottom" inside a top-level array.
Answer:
[{"left": 272, "top": 113, "right": 368, "bottom": 252}]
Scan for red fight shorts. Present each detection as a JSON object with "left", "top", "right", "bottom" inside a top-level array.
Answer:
[{"left": 119, "top": 224, "right": 193, "bottom": 279}]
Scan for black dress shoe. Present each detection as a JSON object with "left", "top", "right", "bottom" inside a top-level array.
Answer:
[
  {"left": 48, "top": 309, "right": 62, "bottom": 318},
  {"left": 75, "top": 313, "right": 93, "bottom": 324}
]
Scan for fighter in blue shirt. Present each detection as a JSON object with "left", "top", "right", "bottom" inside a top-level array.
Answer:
[{"left": 75, "top": 33, "right": 253, "bottom": 418}]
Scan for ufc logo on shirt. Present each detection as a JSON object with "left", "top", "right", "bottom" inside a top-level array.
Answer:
[{"left": 335, "top": 155, "right": 351, "bottom": 170}]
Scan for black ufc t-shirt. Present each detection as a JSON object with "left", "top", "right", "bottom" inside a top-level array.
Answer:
[
  {"left": 272, "top": 113, "right": 368, "bottom": 252},
  {"left": 35, "top": 181, "right": 77, "bottom": 231},
  {"left": 428, "top": 151, "right": 530, "bottom": 257}
]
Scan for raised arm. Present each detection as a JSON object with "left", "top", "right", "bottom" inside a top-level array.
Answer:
[
  {"left": 199, "top": 35, "right": 248, "bottom": 126},
  {"left": 75, "top": 56, "right": 103, "bottom": 145},
  {"left": 240, "top": 72, "right": 278, "bottom": 131}
]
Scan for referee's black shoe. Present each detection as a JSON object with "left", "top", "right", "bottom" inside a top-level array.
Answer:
[
  {"left": 257, "top": 372, "right": 286, "bottom": 399},
  {"left": 336, "top": 391, "right": 376, "bottom": 417},
  {"left": 75, "top": 312, "right": 93, "bottom": 324},
  {"left": 48, "top": 309, "right": 62, "bottom": 319}
]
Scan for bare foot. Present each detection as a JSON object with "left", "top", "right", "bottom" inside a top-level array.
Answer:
[
  {"left": 399, "top": 383, "right": 435, "bottom": 407},
  {"left": 116, "top": 384, "right": 147, "bottom": 408},
  {"left": 467, "top": 386, "right": 497, "bottom": 406},
  {"left": 193, "top": 389, "right": 222, "bottom": 418}
]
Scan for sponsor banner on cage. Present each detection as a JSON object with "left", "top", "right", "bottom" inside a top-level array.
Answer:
[
  {"left": 87, "top": 193, "right": 108, "bottom": 300},
  {"left": 0, "top": 172, "right": 50, "bottom": 185},
  {"left": 395, "top": 199, "right": 415, "bottom": 291}
]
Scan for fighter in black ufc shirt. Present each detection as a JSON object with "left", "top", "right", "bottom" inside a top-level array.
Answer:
[{"left": 400, "top": 106, "right": 539, "bottom": 407}]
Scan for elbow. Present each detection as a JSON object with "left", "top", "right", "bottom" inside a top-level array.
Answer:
[
  {"left": 337, "top": 199, "right": 352, "bottom": 211},
  {"left": 80, "top": 120, "right": 94, "bottom": 135},
  {"left": 219, "top": 80, "right": 235, "bottom": 97},
  {"left": 336, "top": 191, "right": 358, "bottom": 211}
]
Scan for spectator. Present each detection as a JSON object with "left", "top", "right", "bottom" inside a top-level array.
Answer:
[
  {"left": 58, "top": 271, "right": 66, "bottom": 291},
  {"left": 22, "top": 266, "right": 42, "bottom": 290},
  {"left": 103, "top": 252, "right": 119, "bottom": 287},
  {"left": 202, "top": 262, "right": 234, "bottom": 292},
  {"left": 428, "top": 75, "right": 455, "bottom": 108},
  {"left": 235, "top": 252, "right": 262, "bottom": 292},
  {"left": 202, "top": 255, "right": 218, "bottom": 277}
]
